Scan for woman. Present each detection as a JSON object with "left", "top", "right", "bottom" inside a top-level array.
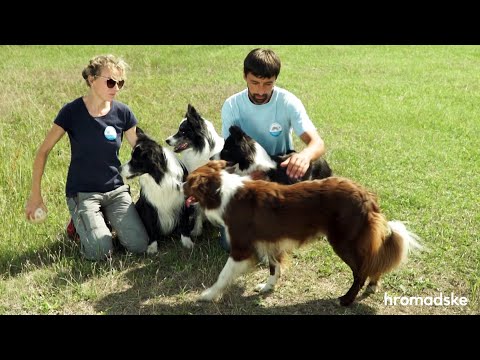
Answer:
[{"left": 25, "top": 54, "right": 149, "bottom": 260}]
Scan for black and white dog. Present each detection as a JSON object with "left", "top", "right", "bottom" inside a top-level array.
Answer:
[
  {"left": 120, "top": 127, "right": 202, "bottom": 253},
  {"left": 166, "top": 104, "right": 224, "bottom": 173},
  {"left": 220, "top": 125, "right": 333, "bottom": 184}
]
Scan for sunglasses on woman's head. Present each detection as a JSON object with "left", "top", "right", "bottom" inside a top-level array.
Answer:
[{"left": 96, "top": 75, "right": 125, "bottom": 89}]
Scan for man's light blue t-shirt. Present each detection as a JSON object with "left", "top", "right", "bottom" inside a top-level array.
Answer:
[{"left": 221, "top": 86, "right": 316, "bottom": 156}]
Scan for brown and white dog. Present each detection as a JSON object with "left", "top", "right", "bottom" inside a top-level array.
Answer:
[{"left": 183, "top": 160, "right": 422, "bottom": 306}]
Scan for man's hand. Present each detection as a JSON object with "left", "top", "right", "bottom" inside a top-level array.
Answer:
[{"left": 280, "top": 152, "right": 310, "bottom": 179}]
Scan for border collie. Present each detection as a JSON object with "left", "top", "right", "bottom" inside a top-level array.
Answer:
[
  {"left": 220, "top": 125, "right": 332, "bottom": 184},
  {"left": 184, "top": 160, "right": 422, "bottom": 306},
  {"left": 166, "top": 104, "right": 224, "bottom": 173},
  {"left": 120, "top": 127, "right": 202, "bottom": 253}
]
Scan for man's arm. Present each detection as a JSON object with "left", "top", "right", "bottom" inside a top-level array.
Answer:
[
  {"left": 221, "top": 102, "right": 235, "bottom": 139},
  {"left": 298, "top": 129, "right": 325, "bottom": 161}
]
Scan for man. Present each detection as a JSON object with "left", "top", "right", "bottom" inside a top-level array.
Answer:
[
  {"left": 221, "top": 48, "right": 325, "bottom": 180},
  {"left": 218, "top": 48, "right": 327, "bottom": 252}
]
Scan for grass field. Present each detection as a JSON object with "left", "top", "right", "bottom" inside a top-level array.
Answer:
[{"left": 0, "top": 45, "right": 478, "bottom": 315}]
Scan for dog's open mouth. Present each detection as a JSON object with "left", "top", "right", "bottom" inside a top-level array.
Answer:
[
  {"left": 174, "top": 142, "right": 189, "bottom": 153},
  {"left": 185, "top": 195, "right": 198, "bottom": 207}
]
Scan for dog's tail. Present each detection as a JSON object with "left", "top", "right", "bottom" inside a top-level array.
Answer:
[
  {"left": 364, "top": 216, "right": 422, "bottom": 277},
  {"left": 388, "top": 220, "right": 423, "bottom": 262}
]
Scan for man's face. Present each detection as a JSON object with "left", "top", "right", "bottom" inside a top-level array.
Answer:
[{"left": 244, "top": 73, "right": 276, "bottom": 105}]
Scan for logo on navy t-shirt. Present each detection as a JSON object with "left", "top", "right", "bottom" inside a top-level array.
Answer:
[{"left": 104, "top": 126, "right": 117, "bottom": 141}]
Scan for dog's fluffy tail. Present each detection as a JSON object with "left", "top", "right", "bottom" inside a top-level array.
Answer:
[
  {"left": 388, "top": 220, "right": 423, "bottom": 262},
  {"left": 365, "top": 217, "right": 422, "bottom": 277}
]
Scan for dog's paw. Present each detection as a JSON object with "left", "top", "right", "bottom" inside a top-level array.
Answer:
[
  {"left": 147, "top": 241, "right": 158, "bottom": 254},
  {"left": 198, "top": 288, "right": 220, "bottom": 302},
  {"left": 191, "top": 220, "right": 203, "bottom": 237},
  {"left": 338, "top": 294, "right": 355, "bottom": 306},
  {"left": 181, "top": 235, "right": 194, "bottom": 249},
  {"left": 365, "top": 283, "right": 378, "bottom": 294},
  {"left": 191, "top": 226, "right": 202, "bottom": 237},
  {"left": 255, "top": 283, "right": 274, "bottom": 293}
]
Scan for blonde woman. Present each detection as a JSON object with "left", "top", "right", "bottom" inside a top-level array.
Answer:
[{"left": 25, "top": 54, "right": 149, "bottom": 260}]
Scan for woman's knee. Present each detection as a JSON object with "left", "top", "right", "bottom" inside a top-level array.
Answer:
[
  {"left": 80, "top": 233, "right": 114, "bottom": 260},
  {"left": 110, "top": 203, "right": 149, "bottom": 254}
]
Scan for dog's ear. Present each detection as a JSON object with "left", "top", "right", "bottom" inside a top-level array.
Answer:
[
  {"left": 229, "top": 125, "right": 240, "bottom": 136},
  {"left": 208, "top": 160, "right": 227, "bottom": 171},
  {"left": 186, "top": 104, "right": 202, "bottom": 129},
  {"left": 187, "top": 104, "right": 199, "bottom": 118},
  {"left": 195, "top": 173, "right": 222, "bottom": 208},
  {"left": 135, "top": 126, "right": 148, "bottom": 143},
  {"left": 229, "top": 125, "right": 245, "bottom": 140}
]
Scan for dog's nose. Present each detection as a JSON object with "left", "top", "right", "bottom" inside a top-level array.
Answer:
[{"left": 166, "top": 137, "right": 172, "bottom": 145}]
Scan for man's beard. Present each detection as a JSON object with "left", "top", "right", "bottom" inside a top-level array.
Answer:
[{"left": 248, "top": 91, "right": 270, "bottom": 105}]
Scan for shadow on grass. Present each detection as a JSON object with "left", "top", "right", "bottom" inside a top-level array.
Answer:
[
  {"left": 0, "top": 233, "right": 82, "bottom": 278},
  {"left": 1, "top": 221, "right": 223, "bottom": 278},
  {"left": 1, "top": 225, "right": 377, "bottom": 315},
  {"left": 0, "top": 231, "right": 183, "bottom": 280},
  {"left": 96, "top": 290, "right": 377, "bottom": 315},
  {"left": 93, "top": 255, "right": 377, "bottom": 315}
]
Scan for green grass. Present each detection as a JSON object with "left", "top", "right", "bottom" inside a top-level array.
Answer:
[{"left": 0, "top": 45, "right": 478, "bottom": 314}]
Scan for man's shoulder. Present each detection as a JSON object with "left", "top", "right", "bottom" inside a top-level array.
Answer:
[
  {"left": 225, "top": 89, "right": 247, "bottom": 103},
  {"left": 274, "top": 87, "right": 304, "bottom": 109},
  {"left": 274, "top": 87, "right": 299, "bottom": 100}
]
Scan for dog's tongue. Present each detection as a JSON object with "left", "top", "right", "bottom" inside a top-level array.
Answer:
[{"left": 185, "top": 195, "right": 197, "bottom": 208}]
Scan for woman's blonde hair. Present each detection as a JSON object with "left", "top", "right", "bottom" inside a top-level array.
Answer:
[{"left": 81, "top": 54, "right": 129, "bottom": 87}]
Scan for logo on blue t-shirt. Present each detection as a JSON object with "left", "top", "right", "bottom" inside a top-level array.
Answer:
[
  {"left": 269, "top": 123, "right": 283, "bottom": 137},
  {"left": 104, "top": 126, "right": 117, "bottom": 141}
]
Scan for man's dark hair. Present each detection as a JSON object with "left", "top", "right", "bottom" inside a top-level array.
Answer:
[{"left": 243, "top": 48, "right": 281, "bottom": 79}]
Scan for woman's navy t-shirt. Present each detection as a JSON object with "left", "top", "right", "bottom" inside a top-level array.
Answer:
[{"left": 54, "top": 97, "right": 137, "bottom": 197}]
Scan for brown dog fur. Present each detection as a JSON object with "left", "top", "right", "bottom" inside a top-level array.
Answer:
[{"left": 184, "top": 160, "right": 420, "bottom": 305}]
